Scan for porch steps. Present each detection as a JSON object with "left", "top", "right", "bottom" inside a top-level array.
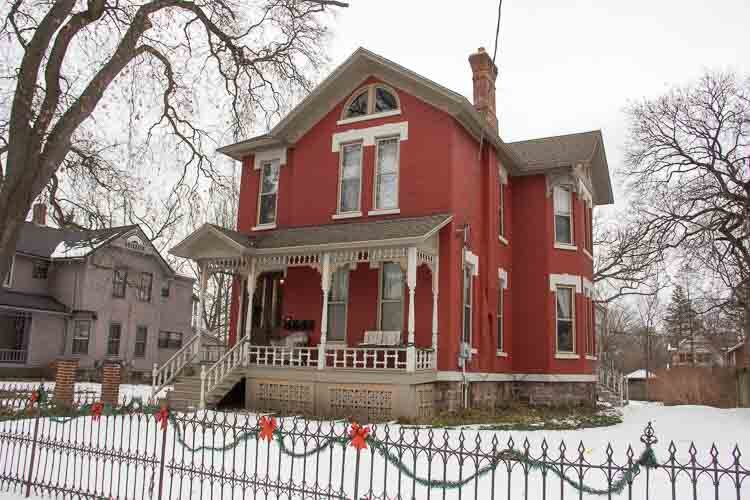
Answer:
[
  {"left": 166, "top": 365, "right": 245, "bottom": 411},
  {"left": 597, "top": 384, "right": 626, "bottom": 407}
]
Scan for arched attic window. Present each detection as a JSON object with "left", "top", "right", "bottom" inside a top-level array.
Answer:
[{"left": 342, "top": 85, "right": 400, "bottom": 120}]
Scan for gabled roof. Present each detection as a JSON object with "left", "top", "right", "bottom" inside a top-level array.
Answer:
[
  {"left": 170, "top": 214, "right": 453, "bottom": 259},
  {"left": 16, "top": 222, "right": 137, "bottom": 259},
  {"left": 508, "top": 130, "right": 614, "bottom": 205},
  {"left": 217, "top": 47, "right": 522, "bottom": 172},
  {"left": 15, "top": 222, "right": 177, "bottom": 276},
  {"left": 625, "top": 369, "right": 656, "bottom": 380}
]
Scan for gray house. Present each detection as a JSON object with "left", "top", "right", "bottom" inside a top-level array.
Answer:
[{"left": 0, "top": 205, "right": 195, "bottom": 379}]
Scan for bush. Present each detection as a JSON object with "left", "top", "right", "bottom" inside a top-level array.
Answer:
[{"left": 651, "top": 367, "right": 736, "bottom": 407}]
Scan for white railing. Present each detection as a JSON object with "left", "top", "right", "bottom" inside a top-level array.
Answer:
[
  {"left": 151, "top": 335, "right": 201, "bottom": 397},
  {"left": 246, "top": 345, "right": 319, "bottom": 368},
  {"left": 415, "top": 348, "right": 435, "bottom": 370},
  {"left": 0, "top": 349, "right": 27, "bottom": 363},
  {"left": 598, "top": 364, "right": 628, "bottom": 406},
  {"left": 202, "top": 337, "right": 249, "bottom": 406},
  {"left": 324, "top": 345, "right": 408, "bottom": 370}
]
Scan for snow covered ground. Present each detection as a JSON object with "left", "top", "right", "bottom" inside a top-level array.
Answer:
[
  {"left": 0, "top": 401, "right": 747, "bottom": 499},
  {"left": 0, "top": 380, "right": 167, "bottom": 403}
]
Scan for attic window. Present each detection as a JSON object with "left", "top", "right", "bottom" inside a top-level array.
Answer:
[{"left": 342, "top": 85, "right": 400, "bottom": 121}]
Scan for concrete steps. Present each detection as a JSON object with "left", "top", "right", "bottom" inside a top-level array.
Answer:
[{"left": 165, "top": 364, "right": 245, "bottom": 411}]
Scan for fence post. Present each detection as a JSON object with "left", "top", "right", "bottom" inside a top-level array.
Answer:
[
  {"left": 156, "top": 404, "right": 169, "bottom": 500},
  {"left": 352, "top": 447, "right": 361, "bottom": 500},
  {"left": 24, "top": 408, "right": 41, "bottom": 498}
]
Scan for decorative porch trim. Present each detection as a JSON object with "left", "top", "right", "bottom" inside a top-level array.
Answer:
[{"left": 435, "top": 371, "right": 597, "bottom": 383}]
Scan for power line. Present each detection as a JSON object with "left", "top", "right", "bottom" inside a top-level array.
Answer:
[{"left": 492, "top": 0, "right": 503, "bottom": 63}]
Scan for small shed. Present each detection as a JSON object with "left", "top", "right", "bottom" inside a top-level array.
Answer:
[{"left": 625, "top": 369, "right": 657, "bottom": 401}]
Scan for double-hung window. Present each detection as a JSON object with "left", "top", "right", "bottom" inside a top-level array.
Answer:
[
  {"left": 379, "top": 263, "right": 403, "bottom": 331},
  {"left": 113, "top": 269, "right": 127, "bottom": 298},
  {"left": 374, "top": 137, "right": 399, "bottom": 211},
  {"left": 72, "top": 320, "right": 91, "bottom": 355},
  {"left": 338, "top": 143, "right": 362, "bottom": 214},
  {"left": 462, "top": 265, "right": 473, "bottom": 345},
  {"left": 555, "top": 286, "right": 575, "bottom": 353},
  {"left": 134, "top": 326, "right": 147, "bottom": 357},
  {"left": 498, "top": 182, "right": 505, "bottom": 239},
  {"left": 158, "top": 331, "right": 183, "bottom": 349},
  {"left": 497, "top": 286, "right": 504, "bottom": 352},
  {"left": 554, "top": 186, "right": 573, "bottom": 245},
  {"left": 107, "top": 323, "right": 121, "bottom": 356},
  {"left": 138, "top": 272, "right": 153, "bottom": 302},
  {"left": 326, "top": 268, "right": 349, "bottom": 342},
  {"left": 258, "top": 160, "right": 280, "bottom": 226}
]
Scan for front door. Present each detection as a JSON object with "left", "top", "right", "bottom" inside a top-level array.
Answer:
[{"left": 251, "top": 272, "right": 284, "bottom": 344}]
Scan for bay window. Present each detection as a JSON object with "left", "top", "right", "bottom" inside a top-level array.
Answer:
[
  {"left": 374, "top": 137, "right": 399, "bottom": 211},
  {"left": 554, "top": 186, "right": 573, "bottom": 245},
  {"left": 258, "top": 160, "right": 280, "bottom": 226},
  {"left": 556, "top": 286, "right": 575, "bottom": 353},
  {"left": 338, "top": 143, "right": 362, "bottom": 214}
]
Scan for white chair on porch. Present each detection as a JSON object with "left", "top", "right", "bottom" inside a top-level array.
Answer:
[{"left": 361, "top": 330, "right": 402, "bottom": 346}]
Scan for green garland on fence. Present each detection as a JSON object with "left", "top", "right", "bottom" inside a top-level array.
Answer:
[{"left": 6, "top": 390, "right": 659, "bottom": 497}]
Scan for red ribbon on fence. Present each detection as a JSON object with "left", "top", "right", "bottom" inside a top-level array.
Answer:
[
  {"left": 259, "top": 416, "right": 277, "bottom": 442},
  {"left": 91, "top": 401, "right": 104, "bottom": 422},
  {"left": 155, "top": 407, "right": 169, "bottom": 431},
  {"left": 348, "top": 423, "right": 370, "bottom": 451}
]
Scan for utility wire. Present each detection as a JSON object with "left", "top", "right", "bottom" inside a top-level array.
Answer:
[{"left": 492, "top": 0, "right": 503, "bottom": 63}]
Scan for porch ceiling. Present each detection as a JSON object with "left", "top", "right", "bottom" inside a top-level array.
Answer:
[
  {"left": 0, "top": 290, "right": 68, "bottom": 315},
  {"left": 170, "top": 213, "right": 452, "bottom": 261}
]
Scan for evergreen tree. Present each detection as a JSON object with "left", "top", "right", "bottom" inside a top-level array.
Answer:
[{"left": 663, "top": 285, "right": 700, "bottom": 351}]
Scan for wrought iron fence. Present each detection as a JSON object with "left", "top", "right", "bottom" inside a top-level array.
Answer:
[{"left": 0, "top": 387, "right": 746, "bottom": 499}]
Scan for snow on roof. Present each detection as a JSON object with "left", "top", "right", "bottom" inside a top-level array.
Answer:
[{"left": 626, "top": 369, "right": 656, "bottom": 380}]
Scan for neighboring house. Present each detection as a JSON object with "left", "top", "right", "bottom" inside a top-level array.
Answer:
[
  {"left": 170, "top": 47, "right": 614, "bottom": 419},
  {"left": 0, "top": 205, "right": 195, "bottom": 379},
  {"left": 625, "top": 369, "right": 656, "bottom": 401},
  {"left": 668, "top": 335, "right": 724, "bottom": 368},
  {"left": 726, "top": 339, "right": 748, "bottom": 369}
]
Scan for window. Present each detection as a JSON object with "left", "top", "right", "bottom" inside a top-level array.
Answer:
[
  {"left": 72, "top": 320, "right": 91, "bottom": 355},
  {"left": 257, "top": 160, "right": 280, "bottom": 226},
  {"left": 3, "top": 255, "right": 15, "bottom": 287},
  {"left": 374, "top": 137, "right": 399, "bottom": 210},
  {"left": 462, "top": 265, "right": 473, "bottom": 344},
  {"left": 326, "top": 269, "right": 349, "bottom": 341},
  {"left": 134, "top": 326, "right": 147, "bottom": 358},
  {"left": 107, "top": 323, "right": 121, "bottom": 356},
  {"left": 497, "top": 286, "right": 504, "bottom": 352},
  {"left": 554, "top": 186, "right": 573, "bottom": 245},
  {"left": 113, "top": 269, "right": 127, "bottom": 298},
  {"left": 498, "top": 182, "right": 505, "bottom": 239},
  {"left": 342, "top": 85, "right": 399, "bottom": 120},
  {"left": 556, "top": 286, "right": 575, "bottom": 353},
  {"left": 161, "top": 281, "right": 170, "bottom": 298},
  {"left": 158, "top": 331, "right": 183, "bottom": 349},
  {"left": 379, "top": 263, "right": 403, "bottom": 331},
  {"left": 138, "top": 272, "right": 153, "bottom": 302},
  {"left": 32, "top": 260, "right": 49, "bottom": 279},
  {"left": 338, "top": 143, "right": 362, "bottom": 213}
]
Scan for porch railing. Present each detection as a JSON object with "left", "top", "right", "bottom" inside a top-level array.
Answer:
[
  {"left": 246, "top": 345, "right": 319, "bottom": 368},
  {"left": 598, "top": 363, "right": 628, "bottom": 405},
  {"left": 151, "top": 334, "right": 202, "bottom": 397},
  {"left": 0, "top": 349, "right": 27, "bottom": 364},
  {"left": 202, "top": 337, "right": 249, "bottom": 406}
]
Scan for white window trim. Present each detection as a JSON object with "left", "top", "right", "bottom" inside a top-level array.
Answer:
[
  {"left": 373, "top": 136, "right": 400, "bottom": 212},
  {"left": 555, "top": 285, "right": 576, "bottom": 355},
  {"left": 252, "top": 223, "right": 277, "bottom": 231},
  {"left": 256, "top": 159, "right": 280, "bottom": 228},
  {"left": 327, "top": 268, "right": 349, "bottom": 343},
  {"left": 368, "top": 208, "right": 401, "bottom": 216},
  {"left": 553, "top": 185, "right": 574, "bottom": 246},
  {"left": 377, "top": 262, "right": 404, "bottom": 332},
  {"left": 252, "top": 148, "right": 287, "bottom": 170},
  {"left": 582, "top": 248, "right": 593, "bottom": 260},
  {"left": 337, "top": 109, "right": 401, "bottom": 126},
  {"left": 336, "top": 142, "right": 364, "bottom": 216},
  {"left": 497, "top": 267, "right": 508, "bottom": 356},
  {"left": 549, "top": 274, "right": 582, "bottom": 293},
  {"left": 554, "top": 242, "right": 578, "bottom": 251},
  {"left": 2, "top": 255, "right": 14, "bottom": 288},
  {"left": 464, "top": 249, "right": 479, "bottom": 276},
  {"left": 497, "top": 282, "right": 504, "bottom": 354},
  {"left": 331, "top": 122, "right": 408, "bottom": 152}
]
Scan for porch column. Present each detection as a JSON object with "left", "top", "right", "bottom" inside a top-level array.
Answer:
[
  {"left": 406, "top": 247, "right": 417, "bottom": 372},
  {"left": 243, "top": 259, "right": 257, "bottom": 344},
  {"left": 431, "top": 255, "right": 439, "bottom": 368},
  {"left": 235, "top": 277, "right": 245, "bottom": 342},
  {"left": 197, "top": 263, "right": 209, "bottom": 350},
  {"left": 317, "top": 253, "right": 332, "bottom": 371}
]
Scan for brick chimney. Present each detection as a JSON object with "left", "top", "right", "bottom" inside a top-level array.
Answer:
[
  {"left": 468, "top": 47, "right": 499, "bottom": 131},
  {"left": 32, "top": 203, "right": 47, "bottom": 226}
]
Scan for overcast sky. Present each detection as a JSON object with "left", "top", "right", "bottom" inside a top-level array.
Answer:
[{"left": 327, "top": 0, "right": 749, "bottom": 207}]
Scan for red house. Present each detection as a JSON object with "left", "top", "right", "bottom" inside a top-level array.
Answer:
[{"left": 168, "top": 47, "right": 613, "bottom": 419}]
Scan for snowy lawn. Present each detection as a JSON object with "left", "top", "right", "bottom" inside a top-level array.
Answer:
[
  {"left": 0, "top": 380, "right": 167, "bottom": 404},
  {"left": 0, "top": 401, "right": 746, "bottom": 499}
]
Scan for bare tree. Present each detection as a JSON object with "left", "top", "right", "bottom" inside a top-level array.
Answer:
[
  {"left": 0, "top": 0, "right": 348, "bottom": 282},
  {"left": 624, "top": 71, "right": 750, "bottom": 338}
]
